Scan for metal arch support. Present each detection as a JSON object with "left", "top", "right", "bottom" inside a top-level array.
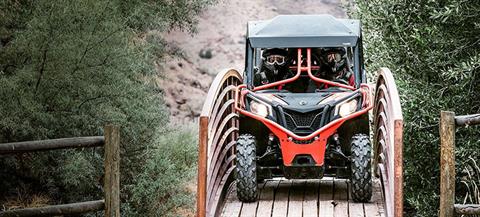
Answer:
[
  {"left": 207, "top": 156, "right": 236, "bottom": 216},
  {"left": 201, "top": 69, "right": 242, "bottom": 117},
  {"left": 373, "top": 68, "right": 403, "bottom": 217},
  {"left": 207, "top": 127, "right": 239, "bottom": 192},
  {"left": 209, "top": 99, "right": 236, "bottom": 138},
  {"left": 208, "top": 87, "right": 237, "bottom": 132},
  {"left": 208, "top": 114, "right": 239, "bottom": 163},
  {"left": 208, "top": 139, "right": 236, "bottom": 189},
  {"left": 197, "top": 69, "right": 242, "bottom": 217}
]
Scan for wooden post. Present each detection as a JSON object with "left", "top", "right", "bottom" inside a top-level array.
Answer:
[
  {"left": 439, "top": 111, "right": 455, "bottom": 217},
  {"left": 104, "top": 125, "right": 120, "bottom": 217},
  {"left": 394, "top": 120, "right": 404, "bottom": 217},
  {"left": 197, "top": 117, "right": 208, "bottom": 217}
]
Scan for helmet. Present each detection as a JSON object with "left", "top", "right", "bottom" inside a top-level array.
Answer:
[
  {"left": 262, "top": 48, "right": 288, "bottom": 75},
  {"left": 322, "top": 48, "right": 346, "bottom": 74}
]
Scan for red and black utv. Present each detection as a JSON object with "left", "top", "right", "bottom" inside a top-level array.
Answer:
[{"left": 234, "top": 15, "right": 373, "bottom": 202}]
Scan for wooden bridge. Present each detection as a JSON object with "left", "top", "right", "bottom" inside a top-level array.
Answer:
[
  {"left": 197, "top": 68, "right": 403, "bottom": 217},
  {"left": 221, "top": 178, "right": 385, "bottom": 217}
]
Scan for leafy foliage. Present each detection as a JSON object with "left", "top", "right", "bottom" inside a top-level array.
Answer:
[
  {"left": 352, "top": 0, "right": 480, "bottom": 216},
  {"left": 126, "top": 128, "right": 198, "bottom": 217},
  {"left": 0, "top": 0, "right": 213, "bottom": 215}
]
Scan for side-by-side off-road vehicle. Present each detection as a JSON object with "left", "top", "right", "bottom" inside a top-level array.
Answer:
[{"left": 234, "top": 15, "right": 373, "bottom": 202}]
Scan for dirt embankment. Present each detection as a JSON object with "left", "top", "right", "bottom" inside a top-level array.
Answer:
[{"left": 159, "top": 0, "right": 346, "bottom": 123}]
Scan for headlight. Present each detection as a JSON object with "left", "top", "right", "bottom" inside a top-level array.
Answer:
[
  {"left": 250, "top": 100, "right": 271, "bottom": 117},
  {"left": 335, "top": 99, "right": 358, "bottom": 117}
]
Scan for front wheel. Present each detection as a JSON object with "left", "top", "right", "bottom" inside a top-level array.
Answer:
[
  {"left": 350, "top": 134, "right": 372, "bottom": 202},
  {"left": 235, "top": 134, "right": 258, "bottom": 202}
]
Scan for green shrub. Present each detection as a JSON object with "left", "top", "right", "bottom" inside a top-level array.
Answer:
[
  {"left": 0, "top": 0, "right": 213, "bottom": 215},
  {"left": 126, "top": 127, "right": 198, "bottom": 217},
  {"left": 352, "top": 0, "right": 480, "bottom": 216}
]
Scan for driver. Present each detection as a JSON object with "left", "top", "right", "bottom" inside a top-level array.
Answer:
[
  {"left": 321, "top": 47, "right": 353, "bottom": 85},
  {"left": 254, "top": 48, "right": 289, "bottom": 86}
]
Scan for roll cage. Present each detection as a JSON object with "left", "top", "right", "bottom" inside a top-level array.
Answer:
[
  {"left": 243, "top": 15, "right": 367, "bottom": 89},
  {"left": 244, "top": 45, "right": 366, "bottom": 90}
]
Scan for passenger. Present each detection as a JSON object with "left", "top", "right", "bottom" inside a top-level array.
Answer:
[
  {"left": 254, "top": 48, "right": 289, "bottom": 86},
  {"left": 321, "top": 47, "right": 353, "bottom": 85},
  {"left": 308, "top": 47, "right": 354, "bottom": 91}
]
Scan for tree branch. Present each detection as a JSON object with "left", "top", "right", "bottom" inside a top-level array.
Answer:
[{"left": 34, "top": 47, "right": 48, "bottom": 93}]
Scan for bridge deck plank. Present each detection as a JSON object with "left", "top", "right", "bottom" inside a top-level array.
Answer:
[
  {"left": 220, "top": 178, "right": 384, "bottom": 217},
  {"left": 239, "top": 182, "right": 266, "bottom": 217},
  {"left": 333, "top": 178, "right": 349, "bottom": 217},
  {"left": 302, "top": 180, "right": 320, "bottom": 217},
  {"left": 256, "top": 180, "right": 279, "bottom": 217},
  {"left": 271, "top": 180, "right": 291, "bottom": 217},
  {"left": 348, "top": 179, "right": 365, "bottom": 217},
  {"left": 318, "top": 178, "right": 334, "bottom": 217},
  {"left": 364, "top": 179, "right": 385, "bottom": 217},
  {"left": 288, "top": 180, "right": 305, "bottom": 217},
  {"left": 220, "top": 185, "right": 242, "bottom": 217}
]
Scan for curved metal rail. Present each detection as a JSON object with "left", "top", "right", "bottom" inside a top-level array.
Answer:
[
  {"left": 197, "top": 69, "right": 242, "bottom": 217},
  {"left": 373, "top": 68, "right": 404, "bottom": 217}
]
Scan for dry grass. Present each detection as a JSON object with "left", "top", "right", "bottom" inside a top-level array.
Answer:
[
  {"left": 460, "top": 157, "right": 480, "bottom": 205},
  {"left": 175, "top": 207, "right": 195, "bottom": 217},
  {"left": 2, "top": 193, "right": 51, "bottom": 211}
]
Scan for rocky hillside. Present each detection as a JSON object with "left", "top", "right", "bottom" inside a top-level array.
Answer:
[{"left": 160, "top": 0, "right": 347, "bottom": 123}]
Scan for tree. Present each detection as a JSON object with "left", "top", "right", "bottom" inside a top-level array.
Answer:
[
  {"left": 353, "top": 0, "right": 480, "bottom": 215},
  {"left": 0, "top": 0, "right": 213, "bottom": 215}
]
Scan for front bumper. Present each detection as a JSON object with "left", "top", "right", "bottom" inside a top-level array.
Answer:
[{"left": 235, "top": 84, "right": 373, "bottom": 166}]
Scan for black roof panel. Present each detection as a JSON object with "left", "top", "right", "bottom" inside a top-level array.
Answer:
[{"left": 248, "top": 15, "right": 360, "bottom": 48}]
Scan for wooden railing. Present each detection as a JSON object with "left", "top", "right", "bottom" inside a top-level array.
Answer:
[
  {"left": 0, "top": 125, "right": 120, "bottom": 217},
  {"left": 439, "top": 111, "right": 480, "bottom": 217},
  {"left": 197, "top": 69, "right": 242, "bottom": 217},
  {"left": 372, "top": 68, "right": 404, "bottom": 217}
]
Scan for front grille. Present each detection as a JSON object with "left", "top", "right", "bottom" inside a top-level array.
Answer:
[
  {"left": 292, "top": 138, "right": 315, "bottom": 144},
  {"left": 283, "top": 109, "right": 324, "bottom": 132},
  {"left": 284, "top": 114, "right": 296, "bottom": 130}
]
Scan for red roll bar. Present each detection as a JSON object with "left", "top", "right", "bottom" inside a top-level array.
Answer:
[{"left": 253, "top": 48, "right": 356, "bottom": 91}]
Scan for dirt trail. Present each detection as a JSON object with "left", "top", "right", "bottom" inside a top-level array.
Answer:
[{"left": 159, "top": 0, "right": 346, "bottom": 123}]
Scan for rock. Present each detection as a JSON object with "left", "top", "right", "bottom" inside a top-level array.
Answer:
[
  {"left": 191, "top": 81, "right": 201, "bottom": 88},
  {"left": 199, "top": 48, "right": 213, "bottom": 59},
  {"left": 179, "top": 103, "right": 190, "bottom": 111},
  {"left": 175, "top": 98, "right": 187, "bottom": 105},
  {"left": 177, "top": 62, "right": 183, "bottom": 68},
  {"left": 190, "top": 110, "right": 200, "bottom": 118},
  {"left": 199, "top": 67, "right": 216, "bottom": 76}
]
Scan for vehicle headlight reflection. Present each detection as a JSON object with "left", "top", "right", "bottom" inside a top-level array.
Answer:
[
  {"left": 335, "top": 99, "right": 358, "bottom": 117},
  {"left": 250, "top": 100, "right": 271, "bottom": 117}
]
